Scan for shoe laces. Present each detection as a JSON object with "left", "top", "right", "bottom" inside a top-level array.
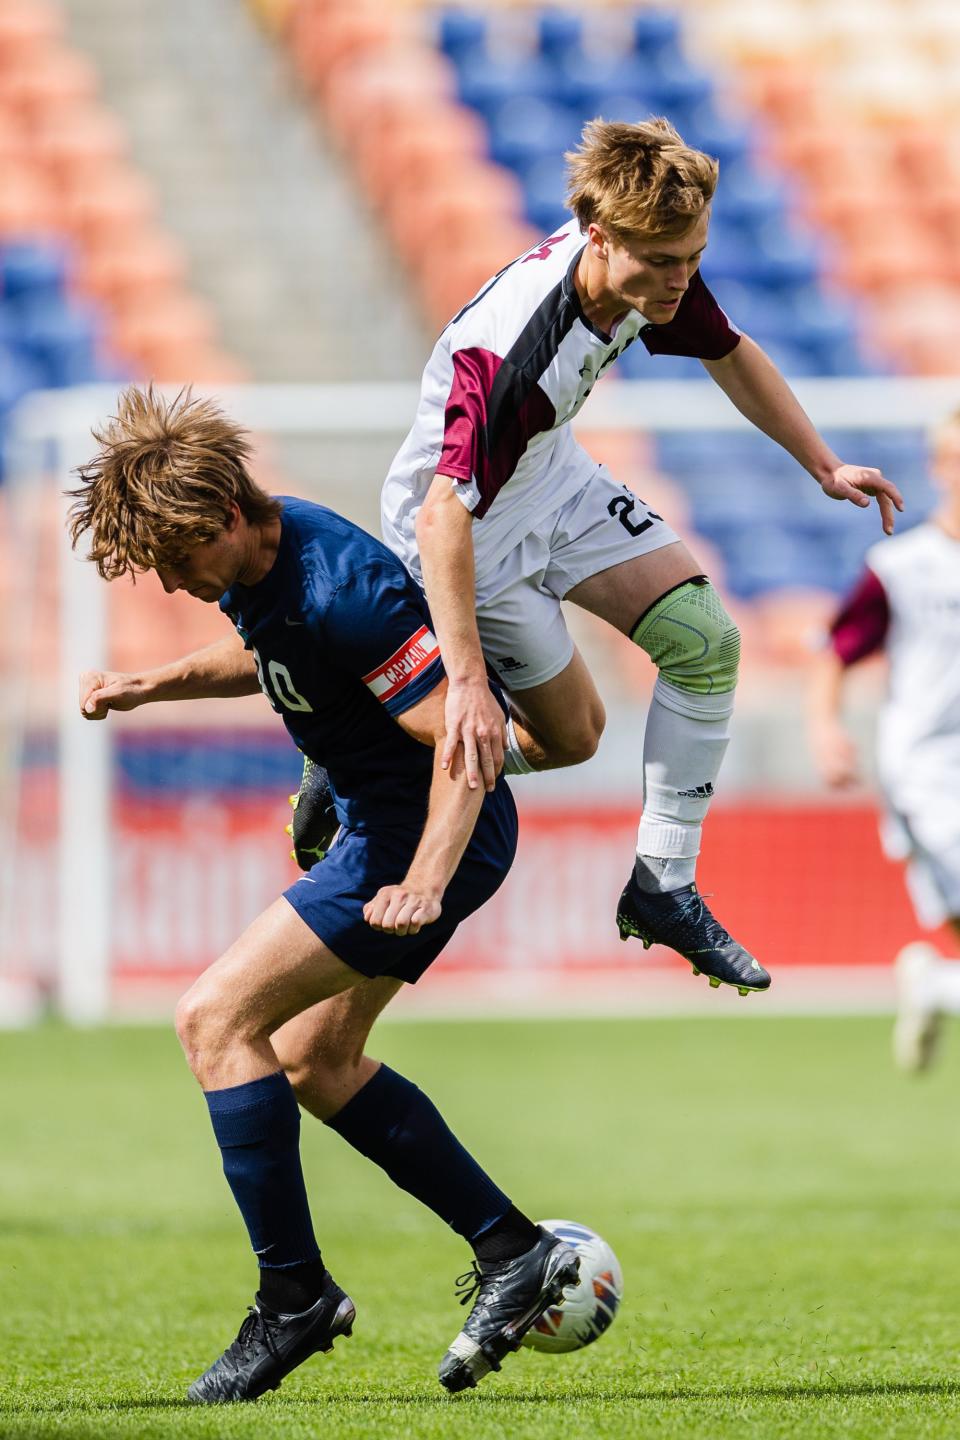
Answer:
[
  {"left": 454, "top": 1263, "right": 484, "bottom": 1308},
  {"left": 665, "top": 888, "right": 732, "bottom": 947},
  {"left": 226, "top": 1307, "right": 281, "bottom": 1366}
]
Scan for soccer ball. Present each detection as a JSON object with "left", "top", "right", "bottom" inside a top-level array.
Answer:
[{"left": 522, "top": 1219, "right": 624, "bottom": 1354}]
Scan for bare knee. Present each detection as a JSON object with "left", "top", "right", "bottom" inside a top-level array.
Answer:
[
  {"left": 542, "top": 699, "right": 605, "bottom": 767},
  {"left": 175, "top": 981, "right": 245, "bottom": 1077}
]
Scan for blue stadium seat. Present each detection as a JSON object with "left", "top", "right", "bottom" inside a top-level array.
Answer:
[
  {"left": 519, "top": 153, "right": 568, "bottom": 233},
  {"left": 457, "top": 53, "right": 559, "bottom": 122},
  {"left": 437, "top": 10, "right": 488, "bottom": 64},
  {"left": 643, "top": 57, "right": 714, "bottom": 117},
  {"left": 711, "top": 161, "right": 792, "bottom": 237},
  {"left": 487, "top": 97, "right": 581, "bottom": 172},
  {"left": 13, "top": 296, "right": 102, "bottom": 388},
  {"left": 536, "top": 9, "right": 584, "bottom": 59},
  {"left": 0, "top": 341, "right": 45, "bottom": 414},
  {"left": 552, "top": 54, "right": 657, "bottom": 113},
  {"left": 682, "top": 105, "right": 754, "bottom": 172},
  {"left": 632, "top": 9, "right": 684, "bottom": 63},
  {"left": 0, "top": 243, "right": 71, "bottom": 306}
]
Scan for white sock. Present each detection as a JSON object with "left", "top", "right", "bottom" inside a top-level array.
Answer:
[
  {"left": 635, "top": 676, "right": 734, "bottom": 892},
  {"left": 927, "top": 958, "right": 960, "bottom": 1012},
  {"left": 502, "top": 714, "right": 535, "bottom": 776}
]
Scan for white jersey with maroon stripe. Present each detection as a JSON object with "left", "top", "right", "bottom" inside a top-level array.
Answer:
[
  {"left": 381, "top": 217, "right": 740, "bottom": 585},
  {"left": 830, "top": 522, "right": 960, "bottom": 817}
]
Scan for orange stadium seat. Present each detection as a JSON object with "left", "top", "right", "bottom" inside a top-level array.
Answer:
[
  {"left": 31, "top": 103, "right": 129, "bottom": 186},
  {"left": 0, "top": 2, "right": 63, "bottom": 72},
  {"left": 61, "top": 167, "right": 159, "bottom": 249},
  {"left": 0, "top": 163, "right": 59, "bottom": 237},
  {"left": 355, "top": 103, "right": 488, "bottom": 209},
  {"left": 0, "top": 47, "right": 99, "bottom": 125},
  {"left": 287, "top": 1, "right": 416, "bottom": 96},
  {"left": 385, "top": 163, "right": 525, "bottom": 267},
  {"left": 112, "top": 293, "right": 217, "bottom": 370},
  {"left": 78, "top": 231, "right": 189, "bottom": 309},
  {"left": 320, "top": 47, "right": 455, "bottom": 150}
]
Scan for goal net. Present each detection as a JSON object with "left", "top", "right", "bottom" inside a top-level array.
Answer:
[{"left": 2, "top": 377, "right": 956, "bottom": 1022}]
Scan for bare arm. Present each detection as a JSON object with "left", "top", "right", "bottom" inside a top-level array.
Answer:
[
  {"left": 415, "top": 474, "right": 507, "bottom": 790},
  {"left": 79, "top": 633, "right": 260, "bottom": 719},
  {"left": 703, "top": 335, "right": 904, "bottom": 535},
  {"left": 363, "top": 679, "right": 487, "bottom": 934},
  {"left": 807, "top": 647, "right": 860, "bottom": 788}
]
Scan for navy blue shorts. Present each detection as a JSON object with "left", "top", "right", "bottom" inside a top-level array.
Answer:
[{"left": 283, "top": 784, "right": 518, "bottom": 984}]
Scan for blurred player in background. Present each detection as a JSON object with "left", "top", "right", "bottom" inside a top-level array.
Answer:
[
  {"left": 809, "top": 407, "right": 960, "bottom": 1071},
  {"left": 382, "top": 117, "right": 903, "bottom": 999},
  {"left": 68, "top": 387, "right": 581, "bottom": 1400}
]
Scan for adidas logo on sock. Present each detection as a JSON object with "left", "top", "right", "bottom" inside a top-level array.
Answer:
[{"left": 677, "top": 782, "right": 715, "bottom": 798}]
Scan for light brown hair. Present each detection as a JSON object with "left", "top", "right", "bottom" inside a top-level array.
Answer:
[
  {"left": 67, "top": 385, "right": 280, "bottom": 580},
  {"left": 565, "top": 117, "right": 718, "bottom": 242}
]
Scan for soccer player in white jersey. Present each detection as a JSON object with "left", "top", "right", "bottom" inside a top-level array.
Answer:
[
  {"left": 381, "top": 117, "right": 903, "bottom": 995},
  {"left": 809, "top": 409, "right": 960, "bottom": 1069}
]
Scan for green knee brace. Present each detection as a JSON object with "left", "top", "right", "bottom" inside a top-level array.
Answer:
[{"left": 630, "top": 578, "right": 739, "bottom": 695}]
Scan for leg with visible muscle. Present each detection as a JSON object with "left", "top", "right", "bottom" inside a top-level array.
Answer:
[{"left": 500, "top": 647, "right": 606, "bottom": 775}]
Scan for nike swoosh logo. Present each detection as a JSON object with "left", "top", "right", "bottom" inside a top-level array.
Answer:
[{"left": 285, "top": 617, "right": 304, "bottom": 626}]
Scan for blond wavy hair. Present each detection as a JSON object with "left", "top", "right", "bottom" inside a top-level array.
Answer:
[
  {"left": 566, "top": 117, "right": 718, "bottom": 242},
  {"left": 67, "top": 385, "right": 280, "bottom": 580}
]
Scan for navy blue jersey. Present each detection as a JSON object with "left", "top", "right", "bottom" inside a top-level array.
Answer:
[{"left": 220, "top": 497, "right": 509, "bottom": 833}]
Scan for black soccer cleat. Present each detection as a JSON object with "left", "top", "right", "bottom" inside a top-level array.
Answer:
[
  {"left": 616, "top": 872, "right": 771, "bottom": 995},
  {"left": 286, "top": 757, "right": 339, "bottom": 870},
  {"left": 186, "top": 1272, "right": 355, "bottom": 1404},
  {"left": 438, "top": 1227, "right": 580, "bottom": 1392}
]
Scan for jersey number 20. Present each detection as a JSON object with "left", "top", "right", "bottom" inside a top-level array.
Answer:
[{"left": 253, "top": 649, "right": 313, "bottom": 713}]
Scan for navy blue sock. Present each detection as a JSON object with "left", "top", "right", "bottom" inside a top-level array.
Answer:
[
  {"left": 325, "top": 1064, "right": 514, "bottom": 1242},
  {"left": 204, "top": 1070, "right": 321, "bottom": 1271}
]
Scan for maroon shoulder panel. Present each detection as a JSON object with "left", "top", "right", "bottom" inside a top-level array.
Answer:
[{"left": 829, "top": 567, "right": 891, "bottom": 665}]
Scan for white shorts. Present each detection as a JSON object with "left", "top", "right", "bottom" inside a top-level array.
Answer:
[
  {"left": 475, "top": 467, "right": 679, "bottom": 692},
  {"left": 881, "top": 807, "right": 960, "bottom": 928}
]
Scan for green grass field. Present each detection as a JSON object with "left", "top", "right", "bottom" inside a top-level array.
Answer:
[{"left": 4, "top": 1015, "right": 960, "bottom": 1440}]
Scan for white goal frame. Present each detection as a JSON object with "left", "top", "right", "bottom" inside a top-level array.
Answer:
[{"left": 7, "top": 374, "right": 959, "bottom": 1022}]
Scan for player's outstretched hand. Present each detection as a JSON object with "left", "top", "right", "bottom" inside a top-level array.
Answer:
[
  {"left": 363, "top": 885, "right": 442, "bottom": 936},
  {"left": 819, "top": 464, "right": 904, "bottom": 536},
  {"left": 79, "top": 669, "right": 146, "bottom": 719},
  {"left": 441, "top": 678, "right": 506, "bottom": 792}
]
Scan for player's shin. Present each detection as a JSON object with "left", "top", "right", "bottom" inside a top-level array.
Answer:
[
  {"left": 325, "top": 1063, "right": 538, "bottom": 1259},
  {"left": 203, "top": 1070, "right": 327, "bottom": 1312},
  {"left": 634, "top": 677, "right": 734, "bottom": 891},
  {"left": 631, "top": 578, "right": 739, "bottom": 892}
]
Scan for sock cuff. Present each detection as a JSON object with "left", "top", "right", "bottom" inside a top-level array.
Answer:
[
  {"left": 653, "top": 674, "right": 735, "bottom": 722},
  {"left": 636, "top": 818, "right": 701, "bottom": 859},
  {"left": 205, "top": 1070, "right": 300, "bottom": 1148},
  {"left": 503, "top": 715, "right": 535, "bottom": 775},
  {"left": 325, "top": 1064, "right": 420, "bottom": 1143}
]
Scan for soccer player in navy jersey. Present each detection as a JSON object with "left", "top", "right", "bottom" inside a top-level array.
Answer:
[
  {"left": 68, "top": 385, "right": 580, "bottom": 1400},
  {"left": 382, "top": 117, "right": 904, "bottom": 995}
]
